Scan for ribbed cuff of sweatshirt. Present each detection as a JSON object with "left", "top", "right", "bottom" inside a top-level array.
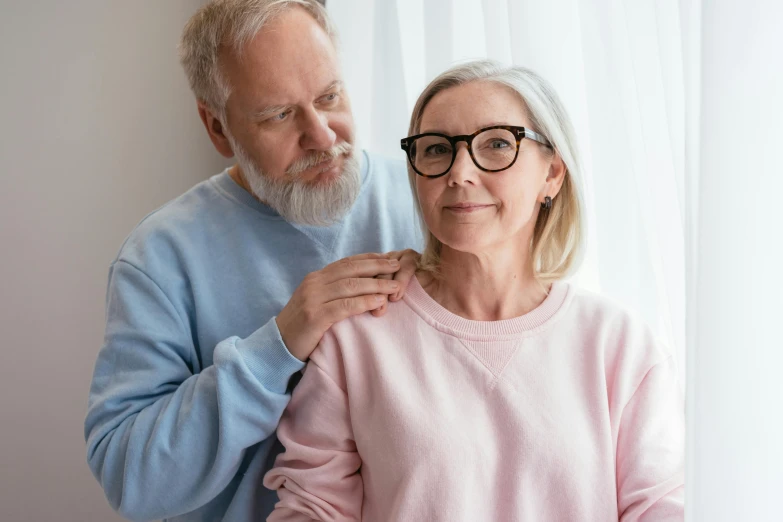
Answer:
[{"left": 236, "top": 316, "right": 305, "bottom": 394}]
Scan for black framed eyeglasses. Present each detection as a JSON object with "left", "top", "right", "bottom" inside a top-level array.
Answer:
[{"left": 400, "top": 125, "right": 552, "bottom": 178}]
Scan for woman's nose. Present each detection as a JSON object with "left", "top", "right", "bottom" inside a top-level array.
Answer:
[{"left": 447, "top": 143, "right": 479, "bottom": 186}]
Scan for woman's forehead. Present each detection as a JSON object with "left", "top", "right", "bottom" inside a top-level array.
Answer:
[{"left": 420, "top": 82, "right": 530, "bottom": 133}]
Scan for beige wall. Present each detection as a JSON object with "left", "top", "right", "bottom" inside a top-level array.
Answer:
[{"left": 0, "top": 1, "right": 226, "bottom": 520}]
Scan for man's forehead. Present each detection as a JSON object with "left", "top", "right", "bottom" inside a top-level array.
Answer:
[
  {"left": 243, "top": 59, "right": 340, "bottom": 107},
  {"left": 224, "top": 9, "right": 340, "bottom": 105}
]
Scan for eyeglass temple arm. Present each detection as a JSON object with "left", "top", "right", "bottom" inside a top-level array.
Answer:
[{"left": 519, "top": 128, "right": 553, "bottom": 148}]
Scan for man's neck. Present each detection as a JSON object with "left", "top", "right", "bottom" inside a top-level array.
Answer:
[{"left": 229, "top": 164, "right": 254, "bottom": 197}]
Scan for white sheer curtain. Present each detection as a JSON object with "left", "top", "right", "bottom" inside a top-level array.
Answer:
[
  {"left": 330, "top": 1, "right": 783, "bottom": 519},
  {"left": 687, "top": 1, "right": 783, "bottom": 520},
  {"left": 330, "top": 0, "right": 687, "bottom": 380}
]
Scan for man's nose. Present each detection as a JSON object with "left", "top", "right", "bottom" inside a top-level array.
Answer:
[{"left": 299, "top": 107, "right": 337, "bottom": 151}]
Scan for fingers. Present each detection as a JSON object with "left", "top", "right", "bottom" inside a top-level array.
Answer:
[
  {"left": 371, "top": 273, "right": 392, "bottom": 315},
  {"left": 276, "top": 254, "right": 394, "bottom": 361},
  {"left": 389, "top": 249, "right": 420, "bottom": 301},
  {"left": 322, "top": 293, "right": 389, "bottom": 324},
  {"left": 311, "top": 250, "right": 419, "bottom": 327},
  {"left": 343, "top": 252, "right": 391, "bottom": 261},
  {"left": 321, "top": 256, "right": 400, "bottom": 283},
  {"left": 370, "top": 298, "right": 388, "bottom": 317},
  {"left": 323, "top": 276, "right": 400, "bottom": 302}
]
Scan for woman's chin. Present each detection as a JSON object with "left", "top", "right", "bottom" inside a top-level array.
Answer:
[{"left": 437, "top": 234, "right": 491, "bottom": 257}]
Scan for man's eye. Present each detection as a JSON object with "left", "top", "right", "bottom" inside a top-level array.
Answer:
[
  {"left": 323, "top": 93, "right": 338, "bottom": 103},
  {"left": 273, "top": 111, "right": 289, "bottom": 121}
]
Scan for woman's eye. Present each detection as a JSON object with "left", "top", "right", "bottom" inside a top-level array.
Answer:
[
  {"left": 425, "top": 144, "right": 450, "bottom": 156},
  {"left": 489, "top": 139, "right": 510, "bottom": 149}
]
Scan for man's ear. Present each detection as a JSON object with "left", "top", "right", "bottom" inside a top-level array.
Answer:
[{"left": 197, "top": 102, "right": 234, "bottom": 158}]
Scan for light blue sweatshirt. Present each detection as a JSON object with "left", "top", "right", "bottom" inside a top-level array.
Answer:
[{"left": 85, "top": 151, "right": 422, "bottom": 522}]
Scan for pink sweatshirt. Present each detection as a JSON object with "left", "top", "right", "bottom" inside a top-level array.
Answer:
[{"left": 263, "top": 278, "right": 685, "bottom": 521}]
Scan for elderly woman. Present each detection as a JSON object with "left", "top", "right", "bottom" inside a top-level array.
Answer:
[{"left": 264, "top": 60, "right": 685, "bottom": 521}]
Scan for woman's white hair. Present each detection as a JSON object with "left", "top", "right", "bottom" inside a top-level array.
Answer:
[
  {"left": 407, "top": 59, "right": 586, "bottom": 284},
  {"left": 178, "top": 0, "right": 336, "bottom": 120}
]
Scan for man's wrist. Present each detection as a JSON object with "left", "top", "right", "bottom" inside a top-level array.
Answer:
[{"left": 236, "top": 317, "right": 305, "bottom": 393}]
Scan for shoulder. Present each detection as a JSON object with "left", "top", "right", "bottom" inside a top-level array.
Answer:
[
  {"left": 357, "top": 149, "right": 422, "bottom": 236},
  {"left": 363, "top": 149, "right": 408, "bottom": 180},
  {"left": 558, "top": 285, "right": 680, "bottom": 414},
  {"left": 348, "top": 150, "right": 423, "bottom": 249},
  {"left": 564, "top": 284, "right": 673, "bottom": 366},
  {"left": 360, "top": 149, "right": 410, "bottom": 199},
  {"left": 337, "top": 295, "right": 414, "bottom": 340},
  {"left": 567, "top": 285, "right": 641, "bottom": 326},
  {"left": 112, "top": 175, "right": 223, "bottom": 274},
  {"left": 311, "top": 298, "right": 411, "bottom": 369}
]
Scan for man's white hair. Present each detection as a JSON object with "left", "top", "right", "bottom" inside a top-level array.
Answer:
[
  {"left": 228, "top": 129, "right": 362, "bottom": 226},
  {"left": 178, "top": 0, "right": 337, "bottom": 119}
]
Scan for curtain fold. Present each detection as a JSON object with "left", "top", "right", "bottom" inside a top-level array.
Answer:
[{"left": 689, "top": 1, "right": 783, "bottom": 519}]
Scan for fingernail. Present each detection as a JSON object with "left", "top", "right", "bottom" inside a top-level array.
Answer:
[
  {"left": 376, "top": 295, "right": 385, "bottom": 303},
  {"left": 389, "top": 259, "right": 400, "bottom": 267}
]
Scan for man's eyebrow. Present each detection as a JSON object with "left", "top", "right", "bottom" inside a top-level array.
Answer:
[
  {"left": 249, "top": 82, "right": 344, "bottom": 121},
  {"left": 250, "top": 103, "right": 292, "bottom": 122},
  {"left": 321, "top": 80, "right": 344, "bottom": 94}
]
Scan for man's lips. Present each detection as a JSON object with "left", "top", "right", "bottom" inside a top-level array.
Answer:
[
  {"left": 288, "top": 153, "right": 347, "bottom": 178},
  {"left": 302, "top": 157, "right": 338, "bottom": 175},
  {"left": 289, "top": 159, "right": 342, "bottom": 185},
  {"left": 314, "top": 158, "right": 338, "bottom": 173}
]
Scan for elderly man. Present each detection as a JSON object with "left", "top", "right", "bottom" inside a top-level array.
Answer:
[{"left": 84, "top": 1, "right": 420, "bottom": 520}]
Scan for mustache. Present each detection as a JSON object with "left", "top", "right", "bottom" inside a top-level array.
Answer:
[{"left": 285, "top": 142, "right": 354, "bottom": 177}]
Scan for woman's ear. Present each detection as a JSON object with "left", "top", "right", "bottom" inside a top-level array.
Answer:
[{"left": 546, "top": 152, "right": 567, "bottom": 198}]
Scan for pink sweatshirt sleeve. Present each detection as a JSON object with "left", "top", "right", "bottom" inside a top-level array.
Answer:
[
  {"left": 263, "top": 332, "right": 363, "bottom": 522},
  {"left": 616, "top": 355, "right": 685, "bottom": 521}
]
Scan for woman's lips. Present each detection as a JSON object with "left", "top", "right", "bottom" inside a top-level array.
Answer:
[{"left": 444, "top": 203, "right": 493, "bottom": 213}]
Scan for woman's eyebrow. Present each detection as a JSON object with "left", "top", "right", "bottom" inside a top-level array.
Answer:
[{"left": 418, "top": 122, "right": 513, "bottom": 135}]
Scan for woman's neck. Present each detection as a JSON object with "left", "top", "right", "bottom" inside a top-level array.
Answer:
[{"left": 418, "top": 244, "right": 549, "bottom": 321}]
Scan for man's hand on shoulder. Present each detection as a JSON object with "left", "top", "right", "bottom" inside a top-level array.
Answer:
[
  {"left": 370, "top": 249, "right": 421, "bottom": 317},
  {"left": 275, "top": 252, "right": 405, "bottom": 361}
]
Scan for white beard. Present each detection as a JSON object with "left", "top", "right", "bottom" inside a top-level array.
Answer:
[{"left": 229, "top": 137, "right": 361, "bottom": 227}]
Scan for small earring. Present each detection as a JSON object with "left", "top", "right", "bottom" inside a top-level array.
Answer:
[{"left": 541, "top": 196, "right": 552, "bottom": 210}]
